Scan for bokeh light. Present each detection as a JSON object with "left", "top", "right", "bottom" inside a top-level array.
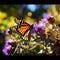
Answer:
[
  {"left": 27, "top": 5, "right": 37, "bottom": 12},
  {"left": 27, "top": 12, "right": 32, "bottom": 17},
  {"left": 43, "top": 5, "right": 50, "bottom": 9},
  {"left": 0, "top": 11, "right": 7, "bottom": 19}
]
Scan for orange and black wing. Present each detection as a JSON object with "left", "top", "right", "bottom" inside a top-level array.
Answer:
[{"left": 16, "top": 21, "right": 31, "bottom": 36}]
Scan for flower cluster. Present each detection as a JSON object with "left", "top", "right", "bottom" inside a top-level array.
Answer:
[
  {"left": 31, "top": 14, "right": 51, "bottom": 34},
  {"left": 2, "top": 39, "right": 16, "bottom": 55}
]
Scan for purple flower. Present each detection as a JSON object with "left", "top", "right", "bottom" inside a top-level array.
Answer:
[
  {"left": 2, "top": 44, "right": 12, "bottom": 55},
  {"left": 31, "top": 21, "right": 45, "bottom": 34},
  {"left": 31, "top": 28, "right": 36, "bottom": 33},
  {"left": 44, "top": 14, "right": 51, "bottom": 20},
  {"left": 6, "top": 45, "right": 11, "bottom": 50},
  {"left": 0, "top": 31, "right": 4, "bottom": 34},
  {"left": 5, "top": 29, "right": 10, "bottom": 35},
  {"left": 38, "top": 21, "right": 45, "bottom": 29},
  {"left": 2, "top": 48, "right": 9, "bottom": 55},
  {"left": 41, "top": 18, "right": 48, "bottom": 23},
  {"left": 31, "top": 14, "right": 52, "bottom": 34},
  {"left": 33, "top": 22, "right": 38, "bottom": 28},
  {"left": 4, "top": 44, "right": 11, "bottom": 49},
  {"left": 5, "top": 39, "right": 13, "bottom": 44},
  {"left": 2, "top": 39, "right": 13, "bottom": 55}
]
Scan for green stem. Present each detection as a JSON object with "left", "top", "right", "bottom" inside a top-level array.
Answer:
[{"left": 29, "top": 44, "right": 39, "bottom": 51}]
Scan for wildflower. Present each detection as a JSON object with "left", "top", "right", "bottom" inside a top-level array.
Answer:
[
  {"left": 5, "top": 29, "right": 10, "bottom": 35},
  {"left": 41, "top": 18, "right": 48, "bottom": 23},
  {"left": 32, "top": 21, "right": 46, "bottom": 34},
  {"left": 2, "top": 44, "right": 12, "bottom": 55},
  {"left": 5, "top": 39, "right": 14, "bottom": 44},
  {"left": 33, "top": 22, "right": 38, "bottom": 31},
  {"left": 43, "top": 14, "right": 51, "bottom": 20},
  {"left": 38, "top": 21, "right": 45, "bottom": 29},
  {"left": 2, "top": 39, "right": 15, "bottom": 55},
  {"left": 31, "top": 22, "right": 38, "bottom": 33},
  {"left": 2, "top": 48, "right": 9, "bottom": 55}
]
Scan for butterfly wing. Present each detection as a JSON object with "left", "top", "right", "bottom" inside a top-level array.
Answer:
[
  {"left": 22, "top": 30, "right": 30, "bottom": 40},
  {"left": 16, "top": 21, "right": 31, "bottom": 36}
]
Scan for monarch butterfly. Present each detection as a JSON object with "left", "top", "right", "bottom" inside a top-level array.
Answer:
[{"left": 10, "top": 18, "right": 32, "bottom": 40}]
